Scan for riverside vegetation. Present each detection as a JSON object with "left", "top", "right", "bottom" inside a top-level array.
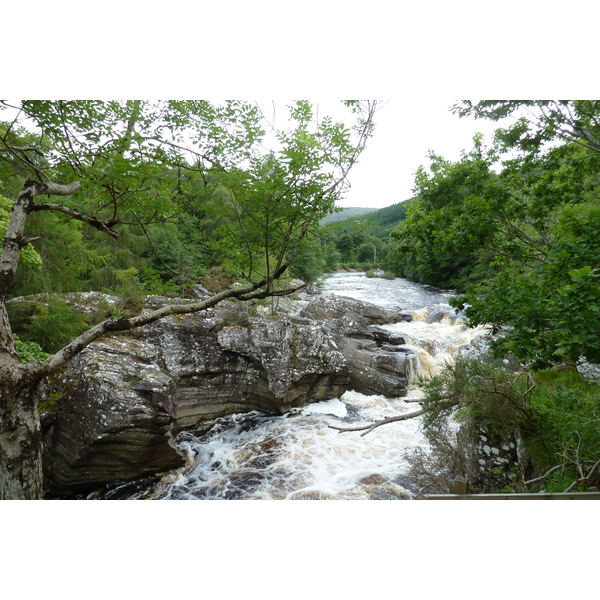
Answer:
[
  {"left": 338, "top": 102, "right": 600, "bottom": 494},
  {"left": 0, "top": 100, "right": 378, "bottom": 498},
  {"left": 1, "top": 100, "right": 599, "bottom": 497}
]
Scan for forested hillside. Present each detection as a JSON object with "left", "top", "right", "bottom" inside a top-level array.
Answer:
[
  {"left": 320, "top": 206, "right": 376, "bottom": 224},
  {"left": 307, "top": 199, "right": 411, "bottom": 272}
]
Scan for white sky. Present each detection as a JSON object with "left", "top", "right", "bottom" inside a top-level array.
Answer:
[
  {"left": 335, "top": 99, "right": 502, "bottom": 209},
  {"left": 256, "top": 98, "right": 505, "bottom": 210}
]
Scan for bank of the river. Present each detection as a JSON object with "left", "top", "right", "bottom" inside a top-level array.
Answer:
[{"left": 94, "top": 272, "right": 488, "bottom": 500}]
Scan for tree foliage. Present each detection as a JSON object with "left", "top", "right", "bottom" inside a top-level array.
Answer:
[
  {"left": 387, "top": 101, "right": 600, "bottom": 368},
  {"left": 452, "top": 100, "right": 600, "bottom": 155},
  {"left": 0, "top": 100, "right": 378, "bottom": 353},
  {"left": 414, "top": 358, "right": 600, "bottom": 493},
  {"left": 0, "top": 99, "right": 378, "bottom": 499}
]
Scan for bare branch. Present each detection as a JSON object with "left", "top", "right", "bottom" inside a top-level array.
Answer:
[
  {"left": 329, "top": 407, "right": 425, "bottom": 437},
  {"left": 523, "top": 464, "right": 564, "bottom": 487},
  {"left": 587, "top": 457, "right": 600, "bottom": 482},
  {"left": 33, "top": 181, "right": 83, "bottom": 197},
  {"left": 30, "top": 202, "right": 119, "bottom": 239},
  {"left": 0, "top": 145, "right": 45, "bottom": 156}
]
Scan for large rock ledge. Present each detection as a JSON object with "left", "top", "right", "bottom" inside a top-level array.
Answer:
[{"left": 37, "top": 292, "right": 419, "bottom": 494}]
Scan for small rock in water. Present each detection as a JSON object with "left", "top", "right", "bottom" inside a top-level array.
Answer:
[{"left": 358, "top": 473, "right": 389, "bottom": 485}]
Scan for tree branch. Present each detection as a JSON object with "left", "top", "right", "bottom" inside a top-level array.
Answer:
[
  {"left": 38, "top": 257, "right": 294, "bottom": 376},
  {"left": 0, "top": 145, "right": 45, "bottom": 157},
  {"left": 30, "top": 202, "right": 119, "bottom": 238},
  {"left": 523, "top": 464, "right": 564, "bottom": 487},
  {"left": 329, "top": 407, "right": 425, "bottom": 437},
  {"left": 563, "top": 456, "right": 600, "bottom": 493}
]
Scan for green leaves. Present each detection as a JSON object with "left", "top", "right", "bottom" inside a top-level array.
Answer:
[
  {"left": 199, "top": 101, "right": 376, "bottom": 283},
  {"left": 419, "top": 356, "right": 600, "bottom": 493},
  {"left": 388, "top": 142, "right": 503, "bottom": 287},
  {"left": 13, "top": 335, "right": 50, "bottom": 363},
  {"left": 453, "top": 100, "right": 600, "bottom": 156},
  {"left": 388, "top": 113, "right": 600, "bottom": 368},
  {"left": 1, "top": 100, "right": 376, "bottom": 301}
]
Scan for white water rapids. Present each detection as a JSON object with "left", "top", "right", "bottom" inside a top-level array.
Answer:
[{"left": 117, "top": 273, "right": 489, "bottom": 500}]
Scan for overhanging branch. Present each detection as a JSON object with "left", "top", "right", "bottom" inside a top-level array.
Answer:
[
  {"left": 38, "top": 257, "right": 294, "bottom": 376},
  {"left": 30, "top": 201, "right": 120, "bottom": 239},
  {"left": 329, "top": 407, "right": 426, "bottom": 437}
]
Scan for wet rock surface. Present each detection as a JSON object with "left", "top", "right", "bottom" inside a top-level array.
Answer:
[{"left": 39, "top": 291, "right": 416, "bottom": 494}]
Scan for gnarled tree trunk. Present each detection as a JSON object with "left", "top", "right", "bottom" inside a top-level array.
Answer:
[{"left": 0, "top": 359, "right": 45, "bottom": 499}]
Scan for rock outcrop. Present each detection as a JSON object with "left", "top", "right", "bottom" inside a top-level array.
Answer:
[
  {"left": 38, "top": 292, "right": 416, "bottom": 494},
  {"left": 300, "top": 295, "right": 417, "bottom": 397}
]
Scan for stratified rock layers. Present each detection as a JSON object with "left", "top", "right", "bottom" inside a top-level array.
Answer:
[{"left": 39, "top": 294, "right": 418, "bottom": 493}]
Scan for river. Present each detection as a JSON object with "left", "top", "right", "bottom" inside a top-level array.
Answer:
[{"left": 111, "top": 272, "right": 488, "bottom": 500}]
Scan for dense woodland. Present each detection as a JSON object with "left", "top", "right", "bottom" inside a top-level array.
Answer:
[
  {"left": 391, "top": 101, "right": 600, "bottom": 493},
  {"left": 0, "top": 100, "right": 378, "bottom": 498},
  {"left": 1, "top": 99, "right": 599, "bottom": 497}
]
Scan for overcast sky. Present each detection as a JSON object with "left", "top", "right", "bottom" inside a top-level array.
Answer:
[
  {"left": 257, "top": 99, "right": 505, "bottom": 210},
  {"left": 337, "top": 99, "right": 502, "bottom": 209}
]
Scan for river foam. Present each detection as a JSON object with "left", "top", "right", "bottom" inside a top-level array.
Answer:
[{"left": 129, "top": 272, "right": 487, "bottom": 500}]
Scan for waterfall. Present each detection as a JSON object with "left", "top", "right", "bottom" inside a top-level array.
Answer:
[
  {"left": 381, "top": 305, "right": 489, "bottom": 382},
  {"left": 118, "top": 272, "right": 489, "bottom": 500}
]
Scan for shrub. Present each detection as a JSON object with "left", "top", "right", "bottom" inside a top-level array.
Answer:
[
  {"left": 409, "top": 357, "right": 600, "bottom": 493},
  {"left": 21, "top": 296, "right": 88, "bottom": 353},
  {"left": 13, "top": 335, "right": 50, "bottom": 363}
]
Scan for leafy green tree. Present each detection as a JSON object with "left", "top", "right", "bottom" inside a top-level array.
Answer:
[
  {"left": 387, "top": 119, "right": 600, "bottom": 368},
  {"left": 20, "top": 297, "right": 88, "bottom": 354},
  {"left": 287, "top": 237, "right": 327, "bottom": 283},
  {"left": 322, "top": 240, "right": 341, "bottom": 272},
  {"left": 388, "top": 139, "right": 503, "bottom": 287},
  {"left": 454, "top": 201, "right": 600, "bottom": 367},
  {"left": 0, "top": 99, "right": 378, "bottom": 499},
  {"left": 452, "top": 100, "right": 600, "bottom": 155}
]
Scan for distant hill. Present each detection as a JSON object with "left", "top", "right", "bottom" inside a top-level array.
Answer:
[
  {"left": 320, "top": 206, "right": 377, "bottom": 225},
  {"left": 322, "top": 200, "right": 412, "bottom": 237},
  {"left": 366, "top": 200, "right": 411, "bottom": 235}
]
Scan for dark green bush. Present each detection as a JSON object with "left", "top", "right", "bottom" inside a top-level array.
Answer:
[
  {"left": 21, "top": 296, "right": 88, "bottom": 353},
  {"left": 416, "top": 358, "right": 600, "bottom": 493}
]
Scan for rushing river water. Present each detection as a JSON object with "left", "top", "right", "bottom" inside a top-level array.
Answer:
[{"left": 113, "top": 273, "right": 488, "bottom": 500}]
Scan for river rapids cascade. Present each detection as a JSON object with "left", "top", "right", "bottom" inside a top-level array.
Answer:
[{"left": 109, "top": 272, "right": 489, "bottom": 500}]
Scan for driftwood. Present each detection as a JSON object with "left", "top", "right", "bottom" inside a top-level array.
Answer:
[{"left": 329, "top": 407, "right": 425, "bottom": 437}]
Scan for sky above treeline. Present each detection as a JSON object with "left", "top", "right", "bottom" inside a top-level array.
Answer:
[
  {"left": 337, "top": 99, "right": 503, "bottom": 210},
  {"left": 256, "top": 99, "right": 506, "bottom": 211},
  {"left": 3, "top": 97, "right": 503, "bottom": 213}
]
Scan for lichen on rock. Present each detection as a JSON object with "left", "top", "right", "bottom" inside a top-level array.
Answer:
[{"left": 38, "top": 292, "right": 416, "bottom": 494}]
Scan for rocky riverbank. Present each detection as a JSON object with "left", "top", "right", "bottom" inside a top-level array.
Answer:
[{"left": 36, "top": 289, "right": 422, "bottom": 494}]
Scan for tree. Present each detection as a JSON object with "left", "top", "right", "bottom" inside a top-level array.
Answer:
[
  {"left": 452, "top": 100, "right": 600, "bottom": 155},
  {"left": 387, "top": 139, "right": 505, "bottom": 288},
  {"left": 0, "top": 99, "right": 378, "bottom": 499},
  {"left": 387, "top": 125, "right": 600, "bottom": 368}
]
